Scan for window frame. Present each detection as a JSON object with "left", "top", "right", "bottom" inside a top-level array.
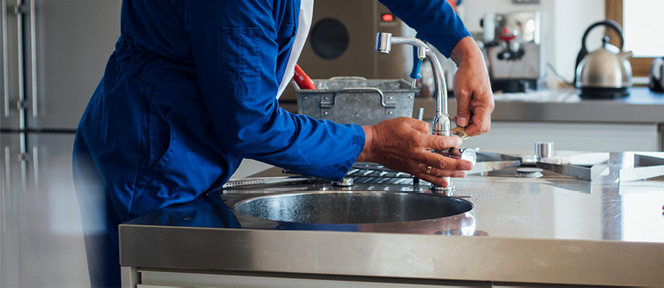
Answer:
[{"left": 605, "top": 0, "right": 654, "bottom": 77}]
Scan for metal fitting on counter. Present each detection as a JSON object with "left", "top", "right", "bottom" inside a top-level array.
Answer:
[
  {"left": 332, "top": 177, "right": 354, "bottom": 187},
  {"left": 535, "top": 141, "right": 554, "bottom": 161}
]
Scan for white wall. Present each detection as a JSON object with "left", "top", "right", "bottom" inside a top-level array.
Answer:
[{"left": 459, "top": 0, "right": 606, "bottom": 88}]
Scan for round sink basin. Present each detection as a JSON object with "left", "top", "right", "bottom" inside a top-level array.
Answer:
[{"left": 233, "top": 191, "right": 473, "bottom": 224}]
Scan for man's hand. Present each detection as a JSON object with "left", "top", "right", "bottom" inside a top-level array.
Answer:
[
  {"left": 357, "top": 117, "right": 473, "bottom": 188},
  {"left": 450, "top": 36, "right": 494, "bottom": 136}
]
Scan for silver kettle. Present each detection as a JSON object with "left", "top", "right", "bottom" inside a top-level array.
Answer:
[
  {"left": 649, "top": 57, "right": 664, "bottom": 93},
  {"left": 574, "top": 20, "right": 632, "bottom": 99}
]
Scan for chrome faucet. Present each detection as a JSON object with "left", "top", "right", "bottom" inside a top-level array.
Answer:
[{"left": 376, "top": 32, "right": 454, "bottom": 192}]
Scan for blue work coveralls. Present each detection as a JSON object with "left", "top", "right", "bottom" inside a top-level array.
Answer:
[{"left": 72, "top": 0, "right": 469, "bottom": 286}]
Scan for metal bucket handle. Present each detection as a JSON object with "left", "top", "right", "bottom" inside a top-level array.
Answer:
[
  {"left": 328, "top": 76, "right": 367, "bottom": 81},
  {"left": 323, "top": 87, "right": 394, "bottom": 108}
]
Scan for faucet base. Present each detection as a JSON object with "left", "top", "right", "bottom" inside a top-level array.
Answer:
[{"left": 432, "top": 185, "right": 455, "bottom": 195}]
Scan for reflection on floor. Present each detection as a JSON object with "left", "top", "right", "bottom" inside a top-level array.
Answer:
[
  {"left": 1, "top": 146, "right": 275, "bottom": 287},
  {"left": 1, "top": 134, "right": 89, "bottom": 287}
]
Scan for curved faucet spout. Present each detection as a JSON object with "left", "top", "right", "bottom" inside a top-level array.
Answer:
[
  {"left": 376, "top": 33, "right": 450, "bottom": 137},
  {"left": 375, "top": 32, "right": 454, "bottom": 192}
]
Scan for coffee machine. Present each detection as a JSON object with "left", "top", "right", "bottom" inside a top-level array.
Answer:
[{"left": 480, "top": 11, "right": 547, "bottom": 93}]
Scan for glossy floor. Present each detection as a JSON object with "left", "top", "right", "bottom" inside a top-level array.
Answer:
[{"left": 0, "top": 134, "right": 266, "bottom": 288}]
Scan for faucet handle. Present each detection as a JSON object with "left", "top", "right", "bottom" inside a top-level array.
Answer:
[
  {"left": 409, "top": 34, "right": 427, "bottom": 80},
  {"left": 410, "top": 46, "right": 427, "bottom": 80}
]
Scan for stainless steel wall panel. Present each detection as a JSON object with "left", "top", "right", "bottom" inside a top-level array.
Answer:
[{"left": 23, "top": 0, "right": 121, "bottom": 130}]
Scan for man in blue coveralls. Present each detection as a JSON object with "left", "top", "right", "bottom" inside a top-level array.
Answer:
[{"left": 73, "top": 0, "right": 494, "bottom": 287}]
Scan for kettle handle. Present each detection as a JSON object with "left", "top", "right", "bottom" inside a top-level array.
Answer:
[
  {"left": 581, "top": 20, "right": 625, "bottom": 51},
  {"left": 574, "top": 20, "right": 625, "bottom": 86}
]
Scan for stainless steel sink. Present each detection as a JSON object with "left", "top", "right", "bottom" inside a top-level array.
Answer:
[{"left": 233, "top": 191, "right": 473, "bottom": 224}]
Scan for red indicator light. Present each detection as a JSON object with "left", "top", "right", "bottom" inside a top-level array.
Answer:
[{"left": 381, "top": 13, "right": 394, "bottom": 22}]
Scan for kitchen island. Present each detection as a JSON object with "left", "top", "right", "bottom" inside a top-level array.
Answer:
[{"left": 120, "top": 152, "right": 664, "bottom": 287}]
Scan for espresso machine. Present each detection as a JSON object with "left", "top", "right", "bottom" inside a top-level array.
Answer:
[{"left": 480, "top": 11, "right": 547, "bottom": 93}]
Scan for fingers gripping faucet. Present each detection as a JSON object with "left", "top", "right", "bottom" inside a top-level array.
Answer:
[{"left": 376, "top": 33, "right": 474, "bottom": 193}]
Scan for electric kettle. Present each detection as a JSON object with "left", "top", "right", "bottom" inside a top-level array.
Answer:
[
  {"left": 574, "top": 20, "right": 632, "bottom": 99},
  {"left": 649, "top": 57, "right": 664, "bottom": 93}
]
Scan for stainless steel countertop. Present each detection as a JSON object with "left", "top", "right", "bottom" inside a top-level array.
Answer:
[
  {"left": 120, "top": 152, "right": 664, "bottom": 287},
  {"left": 461, "top": 87, "right": 664, "bottom": 123},
  {"left": 280, "top": 87, "right": 664, "bottom": 123}
]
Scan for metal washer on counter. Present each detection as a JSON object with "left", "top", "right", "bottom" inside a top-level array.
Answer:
[{"left": 516, "top": 168, "right": 544, "bottom": 178}]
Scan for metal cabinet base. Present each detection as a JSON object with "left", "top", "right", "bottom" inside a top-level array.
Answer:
[
  {"left": 123, "top": 268, "right": 635, "bottom": 288},
  {"left": 126, "top": 269, "right": 493, "bottom": 288}
]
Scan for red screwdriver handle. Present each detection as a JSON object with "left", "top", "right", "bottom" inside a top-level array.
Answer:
[{"left": 294, "top": 64, "right": 317, "bottom": 90}]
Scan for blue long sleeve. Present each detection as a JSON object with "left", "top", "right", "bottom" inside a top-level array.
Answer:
[
  {"left": 379, "top": 0, "right": 470, "bottom": 57},
  {"left": 184, "top": 1, "right": 365, "bottom": 180}
]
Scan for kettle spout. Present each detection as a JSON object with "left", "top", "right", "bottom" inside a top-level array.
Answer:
[{"left": 620, "top": 50, "right": 633, "bottom": 60}]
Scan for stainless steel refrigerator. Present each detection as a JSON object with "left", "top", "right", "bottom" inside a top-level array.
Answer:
[{"left": 1, "top": 0, "right": 120, "bottom": 286}]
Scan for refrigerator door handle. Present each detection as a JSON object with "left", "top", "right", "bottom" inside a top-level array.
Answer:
[
  {"left": 28, "top": 0, "right": 36, "bottom": 117},
  {"left": 2, "top": 0, "right": 9, "bottom": 118},
  {"left": 15, "top": 0, "right": 25, "bottom": 129},
  {"left": 28, "top": 0, "right": 39, "bottom": 118}
]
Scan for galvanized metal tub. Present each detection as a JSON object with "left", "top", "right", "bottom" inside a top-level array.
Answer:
[{"left": 293, "top": 77, "right": 417, "bottom": 126}]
